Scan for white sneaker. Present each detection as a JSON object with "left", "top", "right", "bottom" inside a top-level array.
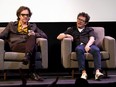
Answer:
[
  {"left": 81, "top": 73, "right": 87, "bottom": 80},
  {"left": 95, "top": 72, "right": 104, "bottom": 80}
]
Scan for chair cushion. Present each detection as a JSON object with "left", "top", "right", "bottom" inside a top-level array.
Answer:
[
  {"left": 71, "top": 52, "right": 109, "bottom": 61},
  {"left": 4, "top": 52, "right": 25, "bottom": 61}
]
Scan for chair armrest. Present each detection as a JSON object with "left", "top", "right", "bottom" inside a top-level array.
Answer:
[
  {"left": 0, "top": 39, "right": 5, "bottom": 70},
  {"left": 0, "top": 39, "right": 4, "bottom": 51},
  {"left": 36, "top": 38, "right": 48, "bottom": 68},
  {"left": 103, "top": 36, "right": 116, "bottom": 68},
  {"left": 61, "top": 38, "right": 72, "bottom": 68}
]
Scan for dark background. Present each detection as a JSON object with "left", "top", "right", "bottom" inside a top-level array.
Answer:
[{"left": 0, "top": 22, "right": 116, "bottom": 72}]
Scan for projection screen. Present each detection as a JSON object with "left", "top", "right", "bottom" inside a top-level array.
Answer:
[{"left": 0, "top": 0, "right": 116, "bottom": 22}]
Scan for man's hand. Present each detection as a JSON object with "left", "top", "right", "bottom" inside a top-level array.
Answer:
[
  {"left": 28, "top": 30, "right": 35, "bottom": 36},
  {"left": 85, "top": 45, "right": 90, "bottom": 53},
  {"left": 66, "top": 34, "right": 73, "bottom": 41},
  {"left": 57, "top": 33, "right": 66, "bottom": 40},
  {"left": 57, "top": 33, "right": 73, "bottom": 41}
]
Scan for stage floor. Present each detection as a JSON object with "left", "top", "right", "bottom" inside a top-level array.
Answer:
[{"left": 0, "top": 70, "right": 116, "bottom": 87}]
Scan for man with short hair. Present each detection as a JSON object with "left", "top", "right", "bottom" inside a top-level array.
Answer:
[{"left": 57, "top": 12, "right": 103, "bottom": 80}]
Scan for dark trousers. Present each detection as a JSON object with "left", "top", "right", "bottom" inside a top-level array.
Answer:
[
  {"left": 11, "top": 35, "right": 37, "bottom": 72},
  {"left": 75, "top": 44, "right": 101, "bottom": 72}
]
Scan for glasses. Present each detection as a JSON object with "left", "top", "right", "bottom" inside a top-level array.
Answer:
[
  {"left": 20, "top": 14, "right": 29, "bottom": 17},
  {"left": 77, "top": 18, "right": 86, "bottom": 22}
]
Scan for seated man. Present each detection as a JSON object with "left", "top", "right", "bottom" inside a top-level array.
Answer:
[
  {"left": 0, "top": 6, "right": 47, "bottom": 81},
  {"left": 57, "top": 12, "right": 103, "bottom": 80}
]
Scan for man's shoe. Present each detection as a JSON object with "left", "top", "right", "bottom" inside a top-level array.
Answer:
[
  {"left": 36, "top": 74, "right": 44, "bottom": 81},
  {"left": 95, "top": 72, "right": 104, "bottom": 80},
  {"left": 81, "top": 73, "right": 87, "bottom": 80},
  {"left": 30, "top": 73, "right": 44, "bottom": 81}
]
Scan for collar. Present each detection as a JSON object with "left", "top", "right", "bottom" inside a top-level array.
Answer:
[{"left": 78, "top": 27, "right": 85, "bottom": 32}]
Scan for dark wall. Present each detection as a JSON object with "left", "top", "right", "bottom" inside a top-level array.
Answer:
[{"left": 0, "top": 22, "right": 116, "bottom": 72}]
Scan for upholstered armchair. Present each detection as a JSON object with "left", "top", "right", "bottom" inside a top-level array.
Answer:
[
  {"left": 0, "top": 27, "right": 48, "bottom": 80},
  {"left": 61, "top": 27, "right": 116, "bottom": 78}
]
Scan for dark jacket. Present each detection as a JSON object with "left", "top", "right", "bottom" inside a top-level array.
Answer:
[
  {"left": 64, "top": 26, "right": 95, "bottom": 46},
  {"left": 0, "top": 21, "right": 47, "bottom": 48}
]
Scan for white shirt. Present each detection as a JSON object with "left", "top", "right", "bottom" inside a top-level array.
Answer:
[
  {"left": 78, "top": 28, "right": 84, "bottom": 32},
  {"left": 78, "top": 27, "right": 85, "bottom": 45}
]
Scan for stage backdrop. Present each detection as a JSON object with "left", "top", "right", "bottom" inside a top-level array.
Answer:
[{"left": 0, "top": 0, "right": 116, "bottom": 22}]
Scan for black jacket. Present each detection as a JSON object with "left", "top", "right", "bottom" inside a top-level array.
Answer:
[{"left": 64, "top": 26, "right": 95, "bottom": 46}]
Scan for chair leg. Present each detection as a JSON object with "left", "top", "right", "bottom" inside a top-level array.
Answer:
[
  {"left": 103, "top": 69, "right": 109, "bottom": 78},
  {"left": 4, "top": 70, "right": 7, "bottom": 80},
  {"left": 72, "top": 69, "right": 75, "bottom": 79}
]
